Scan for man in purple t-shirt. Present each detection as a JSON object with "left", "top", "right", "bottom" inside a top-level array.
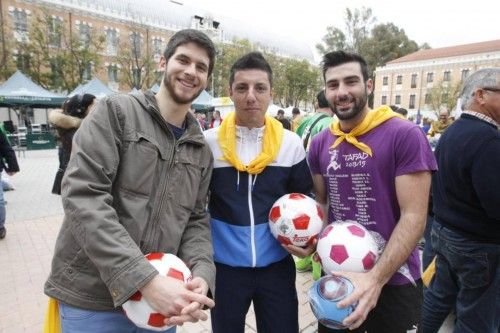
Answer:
[{"left": 308, "top": 51, "right": 437, "bottom": 333}]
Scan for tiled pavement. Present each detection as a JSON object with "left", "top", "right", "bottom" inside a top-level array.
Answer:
[
  {"left": 0, "top": 149, "right": 453, "bottom": 333},
  {"left": 0, "top": 149, "right": 318, "bottom": 333}
]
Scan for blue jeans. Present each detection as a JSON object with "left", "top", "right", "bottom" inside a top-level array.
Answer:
[
  {"left": 421, "top": 221, "right": 500, "bottom": 333},
  {"left": 0, "top": 185, "right": 5, "bottom": 230},
  {"left": 59, "top": 302, "right": 176, "bottom": 333}
]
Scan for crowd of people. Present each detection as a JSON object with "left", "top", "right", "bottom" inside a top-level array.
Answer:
[{"left": 22, "top": 28, "right": 496, "bottom": 333}]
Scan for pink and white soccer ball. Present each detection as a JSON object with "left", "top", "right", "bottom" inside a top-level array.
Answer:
[
  {"left": 317, "top": 221, "right": 379, "bottom": 274},
  {"left": 268, "top": 193, "right": 324, "bottom": 247},
  {"left": 122, "top": 252, "right": 192, "bottom": 331}
]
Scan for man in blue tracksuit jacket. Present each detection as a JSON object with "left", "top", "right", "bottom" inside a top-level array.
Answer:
[{"left": 204, "top": 52, "right": 313, "bottom": 333}]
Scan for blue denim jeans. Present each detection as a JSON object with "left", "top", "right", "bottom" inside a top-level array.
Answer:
[
  {"left": 0, "top": 185, "right": 5, "bottom": 230},
  {"left": 59, "top": 302, "right": 176, "bottom": 333},
  {"left": 421, "top": 221, "right": 500, "bottom": 333}
]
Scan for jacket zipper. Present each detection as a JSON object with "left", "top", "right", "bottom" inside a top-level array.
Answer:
[
  {"left": 248, "top": 173, "right": 257, "bottom": 267},
  {"left": 142, "top": 105, "right": 176, "bottom": 252}
]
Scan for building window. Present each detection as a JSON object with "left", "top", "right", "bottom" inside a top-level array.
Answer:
[
  {"left": 395, "top": 95, "right": 401, "bottom": 105},
  {"left": 78, "top": 22, "right": 91, "bottom": 48},
  {"left": 426, "top": 72, "right": 434, "bottom": 83},
  {"left": 106, "top": 28, "right": 118, "bottom": 56},
  {"left": 82, "top": 62, "right": 92, "bottom": 80},
  {"left": 409, "top": 94, "right": 416, "bottom": 109},
  {"left": 15, "top": 51, "right": 30, "bottom": 72},
  {"left": 396, "top": 75, "right": 403, "bottom": 85},
  {"left": 382, "top": 76, "right": 388, "bottom": 86},
  {"left": 424, "top": 93, "right": 431, "bottom": 104},
  {"left": 12, "top": 9, "right": 28, "bottom": 41},
  {"left": 152, "top": 37, "right": 163, "bottom": 59},
  {"left": 130, "top": 32, "right": 142, "bottom": 59},
  {"left": 441, "top": 92, "right": 448, "bottom": 104},
  {"left": 48, "top": 16, "right": 63, "bottom": 47},
  {"left": 132, "top": 67, "right": 141, "bottom": 87},
  {"left": 107, "top": 64, "right": 118, "bottom": 82},
  {"left": 443, "top": 71, "right": 451, "bottom": 82},
  {"left": 461, "top": 69, "right": 470, "bottom": 81},
  {"left": 411, "top": 74, "right": 417, "bottom": 88},
  {"left": 381, "top": 95, "right": 387, "bottom": 105}
]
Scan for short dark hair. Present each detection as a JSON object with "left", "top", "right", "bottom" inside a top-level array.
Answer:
[
  {"left": 229, "top": 52, "right": 273, "bottom": 87},
  {"left": 163, "top": 29, "right": 216, "bottom": 76},
  {"left": 316, "top": 90, "right": 329, "bottom": 108},
  {"left": 292, "top": 107, "right": 300, "bottom": 115},
  {"left": 389, "top": 105, "right": 408, "bottom": 117},
  {"left": 277, "top": 109, "right": 285, "bottom": 115},
  {"left": 65, "top": 93, "right": 96, "bottom": 119},
  {"left": 321, "top": 51, "right": 369, "bottom": 82}
]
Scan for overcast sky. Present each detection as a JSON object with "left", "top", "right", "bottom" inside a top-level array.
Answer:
[{"left": 184, "top": 0, "right": 499, "bottom": 62}]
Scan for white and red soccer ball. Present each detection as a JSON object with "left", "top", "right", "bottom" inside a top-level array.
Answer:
[
  {"left": 268, "top": 193, "right": 324, "bottom": 247},
  {"left": 122, "top": 252, "right": 192, "bottom": 331},
  {"left": 316, "top": 221, "right": 379, "bottom": 274}
]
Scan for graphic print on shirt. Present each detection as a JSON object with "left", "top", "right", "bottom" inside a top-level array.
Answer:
[
  {"left": 326, "top": 148, "right": 341, "bottom": 174},
  {"left": 325, "top": 148, "right": 375, "bottom": 227}
]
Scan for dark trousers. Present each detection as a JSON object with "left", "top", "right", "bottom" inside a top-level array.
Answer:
[
  {"left": 319, "top": 279, "right": 423, "bottom": 333},
  {"left": 211, "top": 255, "right": 298, "bottom": 333}
]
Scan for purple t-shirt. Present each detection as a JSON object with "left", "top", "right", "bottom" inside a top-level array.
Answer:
[{"left": 308, "top": 117, "right": 437, "bottom": 285}]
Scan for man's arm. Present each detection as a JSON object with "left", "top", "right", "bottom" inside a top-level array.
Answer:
[{"left": 337, "top": 170, "right": 431, "bottom": 329}]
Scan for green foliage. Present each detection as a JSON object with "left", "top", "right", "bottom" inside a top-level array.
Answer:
[
  {"left": 317, "top": 7, "right": 420, "bottom": 78},
  {"left": 115, "top": 27, "right": 158, "bottom": 90},
  {"left": 359, "top": 23, "right": 419, "bottom": 75},
  {"left": 209, "top": 39, "right": 320, "bottom": 108},
  {"left": 0, "top": 9, "right": 16, "bottom": 81},
  {"left": 428, "top": 80, "right": 462, "bottom": 115},
  {"left": 15, "top": 10, "right": 105, "bottom": 92}
]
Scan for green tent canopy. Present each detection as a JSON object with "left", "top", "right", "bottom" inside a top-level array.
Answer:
[
  {"left": 192, "top": 90, "right": 213, "bottom": 110},
  {"left": 0, "top": 71, "right": 66, "bottom": 108}
]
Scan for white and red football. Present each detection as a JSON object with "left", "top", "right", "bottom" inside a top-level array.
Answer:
[
  {"left": 122, "top": 252, "right": 192, "bottom": 331},
  {"left": 316, "top": 221, "right": 379, "bottom": 274},
  {"left": 268, "top": 193, "right": 324, "bottom": 247}
]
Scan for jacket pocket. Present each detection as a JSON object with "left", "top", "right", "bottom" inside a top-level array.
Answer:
[
  {"left": 171, "top": 147, "right": 204, "bottom": 210},
  {"left": 117, "top": 131, "right": 166, "bottom": 196}
]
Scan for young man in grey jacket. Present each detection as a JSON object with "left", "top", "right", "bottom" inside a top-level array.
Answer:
[{"left": 45, "top": 29, "right": 216, "bottom": 332}]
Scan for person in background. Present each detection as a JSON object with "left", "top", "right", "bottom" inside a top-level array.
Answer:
[
  {"left": 49, "top": 93, "right": 96, "bottom": 195},
  {"left": 296, "top": 90, "right": 335, "bottom": 152},
  {"left": 390, "top": 105, "right": 408, "bottom": 119},
  {"left": 275, "top": 108, "right": 291, "bottom": 130},
  {"left": 209, "top": 110, "right": 223, "bottom": 128},
  {"left": 421, "top": 68, "right": 500, "bottom": 333},
  {"left": 427, "top": 109, "right": 453, "bottom": 137},
  {"left": 308, "top": 50, "right": 436, "bottom": 332},
  {"left": 294, "top": 89, "right": 335, "bottom": 279},
  {"left": 422, "top": 117, "right": 432, "bottom": 135},
  {"left": 204, "top": 51, "right": 313, "bottom": 333},
  {"left": 44, "top": 29, "right": 216, "bottom": 332},
  {"left": 0, "top": 127, "right": 19, "bottom": 239},
  {"left": 291, "top": 107, "right": 304, "bottom": 132}
]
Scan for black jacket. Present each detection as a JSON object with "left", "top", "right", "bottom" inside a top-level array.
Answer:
[{"left": 0, "top": 132, "right": 19, "bottom": 173}]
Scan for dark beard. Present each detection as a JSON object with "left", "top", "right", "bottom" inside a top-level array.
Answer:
[
  {"left": 331, "top": 89, "right": 368, "bottom": 121},
  {"left": 163, "top": 73, "right": 203, "bottom": 105}
]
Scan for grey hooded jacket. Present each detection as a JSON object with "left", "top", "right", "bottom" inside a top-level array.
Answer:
[{"left": 44, "top": 90, "right": 215, "bottom": 310}]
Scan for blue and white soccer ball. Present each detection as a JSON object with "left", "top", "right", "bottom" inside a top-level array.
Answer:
[{"left": 308, "top": 275, "right": 356, "bottom": 330}]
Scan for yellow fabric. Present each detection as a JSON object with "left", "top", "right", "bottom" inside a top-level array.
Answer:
[
  {"left": 422, "top": 256, "right": 437, "bottom": 287},
  {"left": 329, "top": 105, "right": 404, "bottom": 156},
  {"left": 43, "top": 298, "right": 61, "bottom": 333},
  {"left": 217, "top": 111, "right": 284, "bottom": 175}
]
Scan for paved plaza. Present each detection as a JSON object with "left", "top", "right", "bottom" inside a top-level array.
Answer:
[
  {"left": 0, "top": 149, "right": 318, "bottom": 333},
  {"left": 0, "top": 149, "right": 453, "bottom": 333}
]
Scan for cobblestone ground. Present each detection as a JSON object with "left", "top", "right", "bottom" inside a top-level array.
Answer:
[{"left": 0, "top": 149, "right": 453, "bottom": 333}]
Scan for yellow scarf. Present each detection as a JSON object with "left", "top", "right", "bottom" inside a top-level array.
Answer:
[
  {"left": 330, "top": 105, "right": 404, "bottom": 156},
  {"left": 217, "top": 111, "right": 284, "bottom": 175}
]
